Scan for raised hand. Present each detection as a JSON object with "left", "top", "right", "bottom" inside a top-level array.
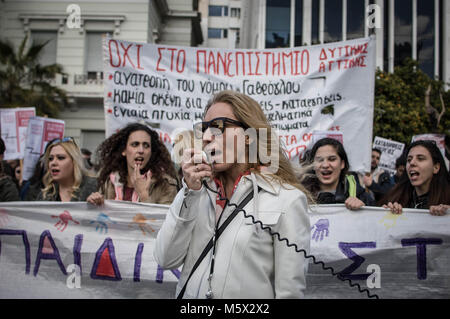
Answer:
[{"left": 131, "top": 163, "right": 152, "bottom": 201}]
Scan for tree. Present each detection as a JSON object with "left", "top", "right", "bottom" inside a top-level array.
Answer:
[
  {"left": 374, "top": 58, "right": 449, "bottom": 148},
  {"left": 0, "top": 35, "right": 67, "bottom": 117}
]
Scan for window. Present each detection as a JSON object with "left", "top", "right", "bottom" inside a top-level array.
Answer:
[
  {"left": 86, "top": 32, "right": 104, "bottom": 79},
  {"left": 231, "top": 8, "right": 241, "bottom": 18},
  {"left": 417, "top": 0, "right": 435, "bottom": 78},
  {"left": 394, "top": 0, "right": 412, "bottom": 67},
  {"left": 294, "top": 0, "right": 303, "bottom": 46},
  {"left": 347, "top": 0, "right": 365, "bottom": 40},
  {"left": 31, "top": 31, "right": 57, "bottom": 66},
  {"left": 209, "top": 5, "right": 228, "bottom": 17},
  {"left": 311, "top": 0, "right": 320, "bottom": 44},
  {"left": 324, "top": 0, "right": 343, "bottom": 43},
  {"left": 265, "top": 0, "right": 290, "bottom": 48},
  {"left": 208, "top": 28, "right": 227, "bottom": 39}
]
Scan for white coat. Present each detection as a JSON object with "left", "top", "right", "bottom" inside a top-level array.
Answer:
[{"left": 154, "top": 172, "right": 310, "bottom": 299}]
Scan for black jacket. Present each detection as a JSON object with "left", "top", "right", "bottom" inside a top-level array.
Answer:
[
  {"left": 0, "top": 175, "right": 20, "bottom": 201},
  {"left": 316, "top": 173, "right": 376, "bottom": 206}
]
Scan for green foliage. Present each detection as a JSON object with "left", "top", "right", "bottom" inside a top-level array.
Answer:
[
  {"left": 0, "top": 35, "right": 67, "bottom": 117},
  {"left": 374, "top": 58, "right": 449, "bottom": 145}
]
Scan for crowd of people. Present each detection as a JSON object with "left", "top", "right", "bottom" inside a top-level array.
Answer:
[{"left": 0, "top": 90, "right": 449, "bottom": 298}]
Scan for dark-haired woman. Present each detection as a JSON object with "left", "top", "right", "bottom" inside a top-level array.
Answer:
[
  {"left": 87, "top": 123, "right": 178, "bottom": 205},
  {"left": 379, "top": 140, "right": 450, "bottom": 216},
  {"left": 301, "top": 138, "right": 375, "bottom": 210}
]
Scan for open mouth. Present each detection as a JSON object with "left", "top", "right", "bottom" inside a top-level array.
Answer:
[
  {"left": 320, "top": 170, "right": 333, "bottom": 178},
  {"left": 135, "top": 157, "right": 145, "bottom": 165},
  {"left": 51, "top": 168, "right": 60, "bottom": 175},
  {"left": 409, "top": 170, "right": 420, "bottom": 181}
]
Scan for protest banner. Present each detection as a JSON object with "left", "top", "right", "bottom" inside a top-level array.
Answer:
[
  {"left": 411, "top": 133, "right": 449, "bottom": 170},
  {"left": 0, "top": 201, "right": 448, "bottom": 299},
  {"left": 311, "top": 130, "right": 344, "bottom": 145},
  {"left": 0, "top": 107, "right": 36, "bottom": 160},
  {"left": 102, "top": 36, "right": 376, "bottom": 173},
  {"left": 373, "top": 136, "right": 405, "bottom": 175},
  {"left": 21, "top": 117, "right": 65, "bottom": 181}
]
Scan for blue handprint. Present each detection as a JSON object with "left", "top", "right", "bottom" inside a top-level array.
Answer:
[
  {"left": 90, "top": 213, "right": 116, "bottom": 234},
  {"left": 311, "top": 219, "right": 329, "bottom": 242}
]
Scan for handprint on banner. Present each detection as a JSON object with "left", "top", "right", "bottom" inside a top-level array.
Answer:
[
  {"left": 90, "top": 213, "right": 116, "bottom": 234},
  {"left": 379, "top": 212, "right": 406, "bottom": 229},
  {"left": 311, "top": 219, "right": 330, "bottom": 242},
  {"left": 52, "top": 210, "right": 79, "bottom": 232},
  {"left": 129, "top": 213, "right": 156, "bottom": 236},
  {"left": 0, "top": 209, "right": 9, "bottom": 227}
]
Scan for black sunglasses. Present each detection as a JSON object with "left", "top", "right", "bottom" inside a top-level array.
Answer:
[{"left": 193, "top": 117, "right": 247, "bottom": 139}]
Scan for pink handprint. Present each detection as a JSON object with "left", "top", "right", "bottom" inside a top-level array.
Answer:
[{"left": 51, "top": 210, "right": 79, "bottom": 232}]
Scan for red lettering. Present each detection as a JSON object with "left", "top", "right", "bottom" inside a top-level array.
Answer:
[
  {"left": 120, "top": 42, "right": 136, "bottom": 68},
  {"left": 156, "top": 48, "right": 166, "bottom": 71},
  {"left": 319, "top": 49, "right": 327, "bottom": 60},
  {"left": 176, "top": 50, "right": 186, "bottom": 73},
  {"left": 136, "top": 44, "right": 144, "bottom": 70},
  {"left": 255, "top": 52, "right": 262, "bottom": 75},
  {"left": 301, "top": 50, "right": 310, "bottom": 75},
  {"left": 108, "top": 40, "right": 121, "bottom": 67},
  {"left": 167, "top": 48, "right": 177, "bottom": 71},
  {"left": 208, "top": 51, "right": 216, "bottom": 74}
]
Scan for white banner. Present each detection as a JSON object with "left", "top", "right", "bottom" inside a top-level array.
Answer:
[
  {"left": 0, "top": 108, "right": 36, "bottom": 160},
  {"left": 102, "top": 36, "right": 376, "bottom": 173},
  {"left": 22, "top": 117, "right": 65, "bottom": 181},
  {"left": 0, "top": 201, "right": 448, "bottom": 299},
  {"left": 373, "top": 136, "right": 405, "bottom": 175}
]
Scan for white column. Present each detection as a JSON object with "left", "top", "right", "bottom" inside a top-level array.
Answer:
[
  {"left": 376, "top": 0, "right": 384, "bottom": 71},
  {"left": 319, "top": 0, "right": 324, "bottom": 43},
  {"left": 303, "top": 0, "right": 312, "bottom": 45},
  {"left": 444, "top": 0, "right": 450, "bottom": 88},
  {"left": 342, "top": 0, "right": 347, "bottom": 41},
  {"left": 290, "top": 0, "right": 295, "bottom": 47},
  {"left": 388, "top": 0, "right": 394, "bottom": 73},
  {"left": 412, "top": 0, "right": 417, "bottom": 60},
  {"left": 364, "top": 0, "right": 369, "bottom": 37},
  {"left": 259, "top": 0, "right": 266, "bottom": 49},
  {"left": 434, "top": 0, "right": 439, "bottom": 79}
]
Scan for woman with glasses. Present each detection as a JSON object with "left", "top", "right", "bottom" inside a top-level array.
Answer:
[
  {"left": 87, "top": 123, "right": 178, "bottom": 205},
  {"left": 379, "top": 140, "right": 450, "bottom": 216},
  {"left": 154, "top": 90, "right": 311, "bottom": 299},
  {"left": 300, "top": 138, "right": 375, "bottom": 209},
  {"left": 37, "top": 138, "right": 97, "bottom": 202}
]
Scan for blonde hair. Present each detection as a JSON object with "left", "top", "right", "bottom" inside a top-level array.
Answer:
[
  {"left": 204, "top": 90, "right": 312, "bottom": 201},
  {"left": 42, "top": 140, "right": 87, "bottom": 200}
]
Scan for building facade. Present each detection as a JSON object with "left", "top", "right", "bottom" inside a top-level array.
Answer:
[
  {"left": 0, "top": 0, "right": 202, "bottom": 155},
  {"left": 240, "top": 0, "right": 449, "bottom": 85},
  {"left": 198, "top": 0, "right": 242, "bottom": 48}
]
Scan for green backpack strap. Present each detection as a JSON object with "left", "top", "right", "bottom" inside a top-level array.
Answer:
[{"left": 346, "top": 174, "right": 357, "bottom": 198}]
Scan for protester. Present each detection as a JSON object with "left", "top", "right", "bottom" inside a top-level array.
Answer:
[
  {"left": 20, "top": 155, "right": 46, "bottom": 201},
  {"left": 390, "top": 153, "right": 407, "bottom": 185},
  {"left": 81, "top": 148, "right": 96, "bottom": 173},
  {"left": 87, "top": 123, "right": 178, "bottom": 205},
  {"left": 301, "top": 138, "right": 375, "bottom": 209},
  {"left": 379, "top": 140, "right": 450, "bottom": 216},
  {"left": 0, "top": 138, "right": 15, "bottom": 179},
  {"left": 37, "top": 137, "right": 97, "bottom": 202},
  {"left": 358, "top": 148, "right": 393, "bottom": 201},
  {"left": 154, "top": 90, "right": 311, "bottom": 299}
]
